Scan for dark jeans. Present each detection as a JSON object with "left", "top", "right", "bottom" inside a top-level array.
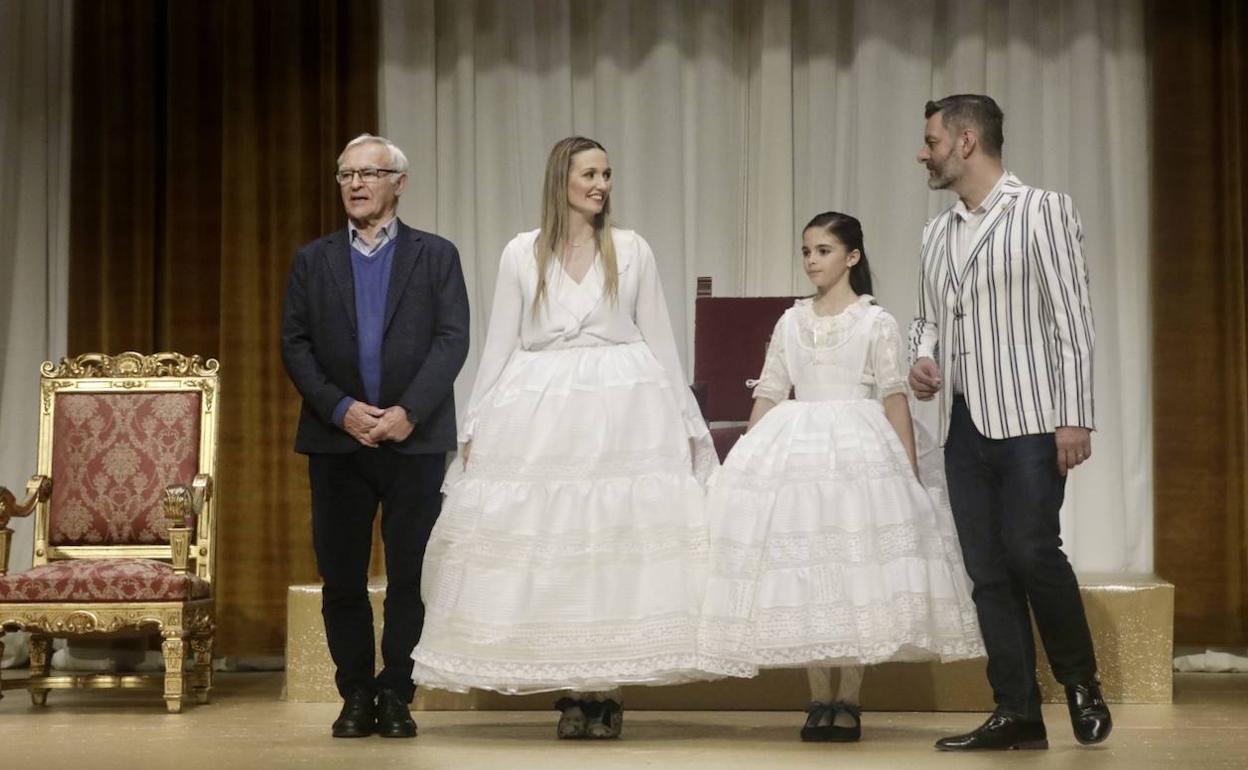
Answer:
[
  {"left": 309, "top": 448, "right": 445, "bottom": 702},
  {"left": 944, "top": 397, "right": 1097, "bottom": 721}
]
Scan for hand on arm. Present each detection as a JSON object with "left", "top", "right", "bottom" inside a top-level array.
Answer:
[{"left": 908, "top": 223, "right": 943, "bottom": 403}]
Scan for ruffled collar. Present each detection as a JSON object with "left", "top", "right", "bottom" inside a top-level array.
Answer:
[
  {"left": 793, "top": 294, "right": 876, "bottom": 350},
  {"left": 797, "top": 293, "right": 874, "bottom": 323}
]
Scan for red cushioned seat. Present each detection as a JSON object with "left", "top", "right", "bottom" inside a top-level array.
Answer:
[{"left": 0, "top": 558, "right": 210, "bottom": 603}]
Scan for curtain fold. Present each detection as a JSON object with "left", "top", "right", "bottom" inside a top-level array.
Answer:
[
  {"left": 67, "top": 0, "right": 380, "bottom": 655},
  {"left": 0, "top": 0, "right": 72, "bottom": 580},
  {"left": 1151, "top": 0, "right": 1248, "bottom": 646},
  {"left": 54, "top": 0, "right": 1184, "bottom": 653},
  {"left": 380, "top": 0, "right": 1152, "bottom": 576}
]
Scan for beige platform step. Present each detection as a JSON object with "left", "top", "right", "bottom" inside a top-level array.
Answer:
[{"left": 284, "top": 573, "right": 1173, "bottom": 708}]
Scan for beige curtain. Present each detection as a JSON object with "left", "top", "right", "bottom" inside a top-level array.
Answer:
[
  {"left": 0, "top": 0, "right": 72, "bottom": 667},
  {"left": 380, "top": 0, "right": 1152, "bottom": 572},
  {"left": 0, "top": 0, "right": 72, "bottom": 580}
]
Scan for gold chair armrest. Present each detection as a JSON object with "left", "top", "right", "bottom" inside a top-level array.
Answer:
[
  {"left": 163, "top": 474, "right": 212, "bottom": 575},
  {"left": 0, "top": 475, "right": 51, "bottom": 528},
  {"left": 0, "top": 475, "right": 51, "bottom": 576}
]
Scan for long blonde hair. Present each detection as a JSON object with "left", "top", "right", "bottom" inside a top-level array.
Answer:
[{"left": 533, "top": 136, "right": 619, "bottom": 314}]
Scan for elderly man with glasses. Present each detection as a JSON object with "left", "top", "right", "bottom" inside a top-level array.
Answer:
[{"left": 281, "top": 133, "right": 469, "bottom": 739}]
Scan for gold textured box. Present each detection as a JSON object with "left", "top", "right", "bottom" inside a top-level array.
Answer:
[
  {"left": 285, "top": 582, "right": 496, "bottom": 708},
  {"left": 284, "top": 573, "right": 1173, "bottom": 708},
  {"left": 1036, "top": 573, "right": 1174, "bottom": 705}
]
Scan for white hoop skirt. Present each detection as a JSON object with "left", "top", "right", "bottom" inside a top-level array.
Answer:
[
  {"left": 698, "top": 398, "right": 984, "bottom": 678},
  {"left": 411, "top": 342, "right": 713, "bottom": 694}
]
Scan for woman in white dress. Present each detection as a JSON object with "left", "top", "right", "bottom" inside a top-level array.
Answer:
[
  {"left": 411, "top": 136, "right": 717, "bottom": 739},
  {"left": 699, "top": 211, "right": 984, "bottom": 742}
]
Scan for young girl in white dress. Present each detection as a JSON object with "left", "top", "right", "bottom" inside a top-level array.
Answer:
[
  {"left": 699, "top": 211, "right": 984, "bottom": 742},
  {"left": 410, "top": 137, "right": 717, "bottom": 739}
]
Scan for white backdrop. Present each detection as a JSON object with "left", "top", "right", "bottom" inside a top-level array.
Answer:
[{"left": 387, "top": 0, "right": 1148, "bottom": 571}]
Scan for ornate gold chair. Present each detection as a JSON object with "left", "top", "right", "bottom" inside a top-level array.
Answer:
[{"left": 0, "top": 352, "right": 219, "bottom": 713}]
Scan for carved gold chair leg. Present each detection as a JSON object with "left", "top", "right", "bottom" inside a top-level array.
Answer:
[
  {"left": 28, "top": 635, "right": 51, "bottom": 706},
  {"left": 162, "top": 633, "right": 186, "bottom": 713},
  {"left": 191, "top": 634, "right": 213, "bottom": 704}
]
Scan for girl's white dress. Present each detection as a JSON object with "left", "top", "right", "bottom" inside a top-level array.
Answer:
[
  {"left": 411, "top": 228, "right": 717, "bottom": 694},
  {"left": 699, "top": 295, "right": 984, "bottom": 677}
]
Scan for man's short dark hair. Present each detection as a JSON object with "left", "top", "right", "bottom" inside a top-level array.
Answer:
[{"left": 925, "top": 94, "right": 1004, "bottom": 159}]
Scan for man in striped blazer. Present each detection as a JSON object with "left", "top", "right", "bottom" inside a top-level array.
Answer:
[{"left": 907, "top": 94, "right": 1112, "bottom": 751}]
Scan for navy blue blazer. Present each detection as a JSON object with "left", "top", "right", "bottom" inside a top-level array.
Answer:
[{"left": 281, "top": 221, "right": 470, "bottom": 455}]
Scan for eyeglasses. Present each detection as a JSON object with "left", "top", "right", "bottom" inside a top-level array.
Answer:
[{"left": 335, "top": 167, "right": 401, "bottom": 185}]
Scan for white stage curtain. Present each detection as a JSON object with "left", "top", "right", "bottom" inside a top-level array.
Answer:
[
  {"left": 379, "top": 0, "right": 1150, "bottom": 572},
  {"left": 0, "top": 0, "right": 72, "bottom": 577}
]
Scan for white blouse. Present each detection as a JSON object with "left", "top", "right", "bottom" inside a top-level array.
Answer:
[
  {"left": 461, "top": 228, "right": 705, "bottom": 445},
  {"left": 751, "top": 295, "right": 910, "bottom": 405}
]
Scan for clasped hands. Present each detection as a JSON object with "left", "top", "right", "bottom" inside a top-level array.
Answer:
[{"left": 342, "top": 401, "right": 414, "bottom": 448}]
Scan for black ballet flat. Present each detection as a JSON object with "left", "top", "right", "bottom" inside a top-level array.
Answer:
[{"left": 800, "top": 700, "right": 861, "bottom": 743}]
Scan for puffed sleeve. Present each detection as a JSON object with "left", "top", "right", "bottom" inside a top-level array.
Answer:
[
  {"left": 749, "top": 313, "right": 792, "bottom": 404},
  {"left": 630, "top": 232, "right": 719, "bottom": 483},
  {"left": 870, "top": 310, "right": 910, "bottom": 400},
  {"left": 459, "top": 238, "right": 525, "bottom": 445}
]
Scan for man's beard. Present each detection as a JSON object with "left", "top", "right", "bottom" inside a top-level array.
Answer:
[
  {"left": 925, "top": 154, "right": 959, "bottom": 190},
  {"left": 928, "top": 162, "right": 953, "bottom": 189}
]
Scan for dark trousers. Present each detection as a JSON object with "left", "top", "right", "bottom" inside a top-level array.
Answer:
[
  {"left": 309, "top": 448, "right": 445, "bottom": 702},
  {"left": 944, "top": 397, "right": 1097, "bottom": 721}
]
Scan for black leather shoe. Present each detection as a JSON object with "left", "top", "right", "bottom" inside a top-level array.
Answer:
[
  {"left": 935, "top": 713, "right": 1048, "bottom": 751},
  {"left": 376, "top": 688, "right": 418, "bottom": 738},
  {"left": 331, "top": 690, "right": 376, "bottom": 738},
  {"left": 1066, "top": 679, "right": 1112, "bottom": 745}
]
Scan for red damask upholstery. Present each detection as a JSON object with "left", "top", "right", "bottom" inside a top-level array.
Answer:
[
  {"left": 49, "top": 392, "right": 201, "bottom": 546},
  {"left": 0, "top": 558, "right": 210, "bottom": 603}
]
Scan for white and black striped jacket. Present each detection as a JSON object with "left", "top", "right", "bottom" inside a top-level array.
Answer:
[{"left": 909, "top": 173, "right": 1095, "bottom": 443}]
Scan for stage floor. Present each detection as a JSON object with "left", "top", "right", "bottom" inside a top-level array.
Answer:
[{"left": 1, "top": 672, "right": 1244, "bottom": 769}]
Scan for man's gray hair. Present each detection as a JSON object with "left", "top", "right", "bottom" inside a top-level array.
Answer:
[{"left": 337, "top": 133, "right": 410, "bottom": 173}]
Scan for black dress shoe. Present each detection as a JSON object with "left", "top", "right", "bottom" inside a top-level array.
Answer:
[
  {"left": 1066, "top": 679, "right": 1112, "bottom": 745},
  {"left": 332, "top": 690, "right": 376, "bottom": 738},
  {"left": 376, "top": 688, "right": 418, "bottom": 738},
  {"left": 935, "top": 713, "right": 1048, "bottom": 751}
]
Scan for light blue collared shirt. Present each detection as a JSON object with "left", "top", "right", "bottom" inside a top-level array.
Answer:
[{"left": 348, "top": 217, "right": 399, "bottom": 258}]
